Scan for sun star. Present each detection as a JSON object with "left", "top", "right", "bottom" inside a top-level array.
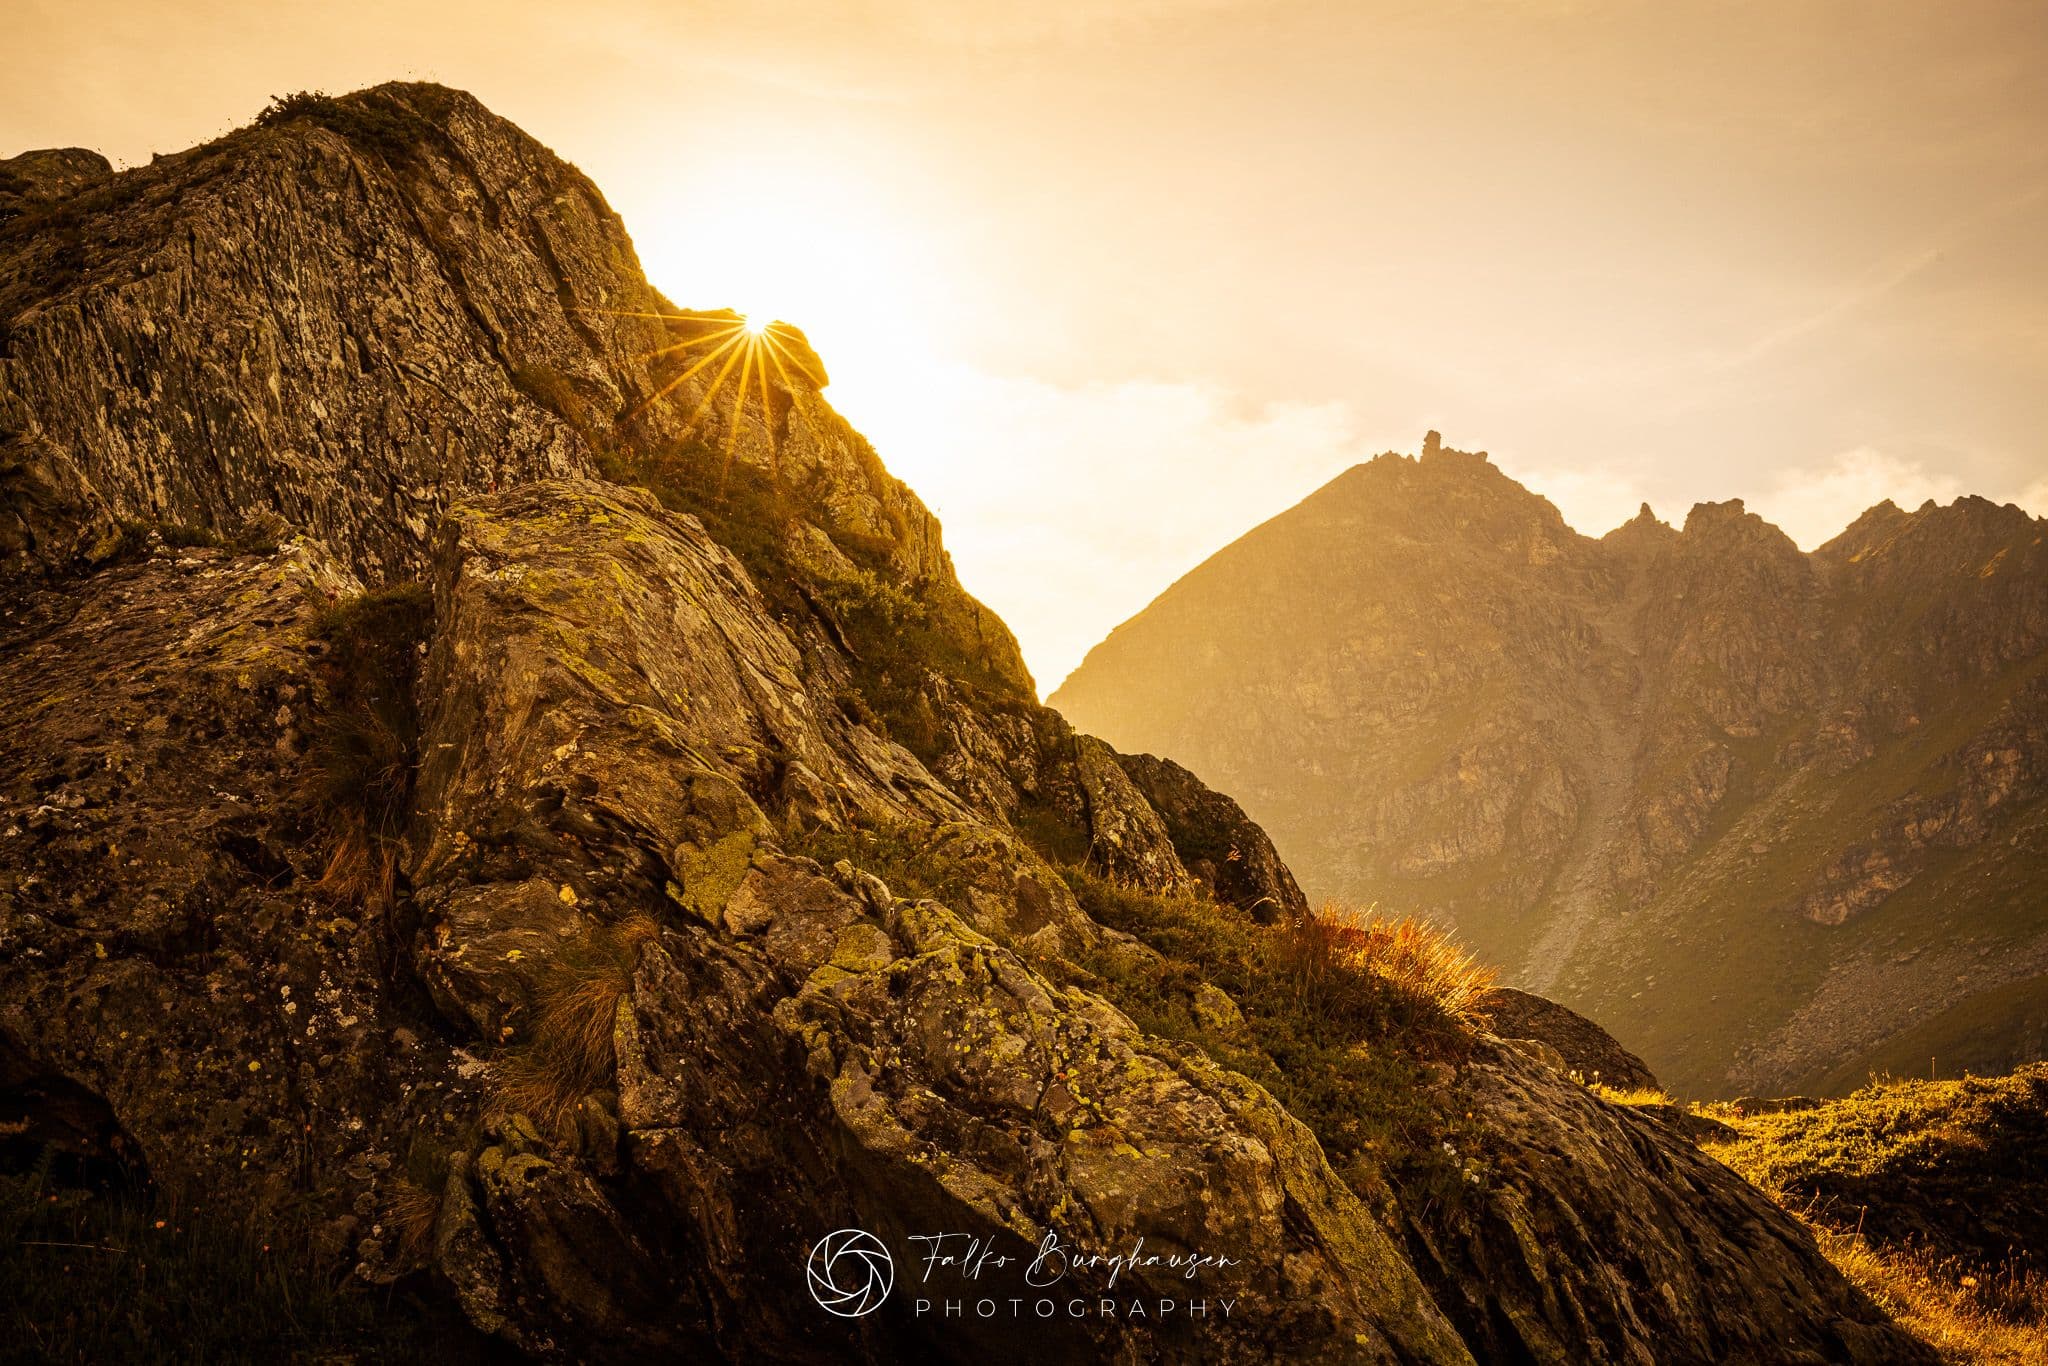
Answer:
[{"left": 587, "top": 307, "right": 821, "bottom": 480}]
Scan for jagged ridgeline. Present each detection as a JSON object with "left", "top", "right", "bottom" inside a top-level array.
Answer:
[
  {"left": 0, "top": 86, "right": 1933, "bottom": 1362},
  {"left": 1054, "top": 434, "right": 2048, "bottom": 1102}
]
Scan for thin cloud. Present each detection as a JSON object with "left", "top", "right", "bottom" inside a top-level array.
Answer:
[
  {"left": 1751, "top": 448, "right": 1964, "bottom": 549},
  {"left": 1493, "top": 461, "right": 1653, "bottom": 539},
  {"left": 1513, "top": 184, "right": 2048, "bottom": 413},
  {"left": 1714, "top": 186, "right": 2046, "bottom": 375}
]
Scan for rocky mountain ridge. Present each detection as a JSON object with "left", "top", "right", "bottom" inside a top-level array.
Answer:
[
  {"left": 0, "top": 88, "right": 1932, "bottom": 1361},
  {"left": 1053, "top": 432, "right": 2048, "bottom": 1098}
]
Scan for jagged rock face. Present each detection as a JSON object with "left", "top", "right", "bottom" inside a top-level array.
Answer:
[
  {"left": 1053, "top": 440, "right": 2048, "bottom": 1098},
  {"left": 1, "top": 88, "right": 602, "bottom": 576},
  {"left": 1405, "top": 1040, "right": 1919, "bottom": 1365},
  {"left": 0, "top": 84, "right": 1028, "bottom": 696},
  {"left": 1114, "top": 752, "right": 1308, "bottom": 923},
  {"left": 0, "top": 91, "right": 1933, "bottom": 1363},
  {"left": 403, "top": 478, "right": 1471, "bottom": 1360},
  {"left": 0, "top": 538, "right": 483, "bottom": 1272}
]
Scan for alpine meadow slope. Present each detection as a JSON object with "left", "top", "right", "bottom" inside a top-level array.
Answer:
[
  {"left": 1052, "top": 432, "right": 2048, "bottom": 1100},
  {"left": 0, "top": 88, "right": 1935, "bottom": 1361}
]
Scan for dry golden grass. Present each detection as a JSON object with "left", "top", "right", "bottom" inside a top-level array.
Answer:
[
  {"left": 316, "top": 821, "right": 401, "bottom": 905},
  {"left": 304, "top": 585, "right": 432, "bottom": 908},
  {"left": 1589, "top": 1083, "right": 1675, "bottom": 1107},
  {"left": 1269, "top": 906, "right": 1364, "bottom": 1017},
  {"left": 492, "top": 1051, "right": 600, "bottom": 1141},
  {"left": 1705, "top": 1071, "right": 2048, "bottom": 1364},
  {"left": 490, "top": 913, "right": 661, "bottom": 1140},
  {"left": 386, "top": 1176, "right": 441, "bottom": 1263},
  {"left": 1307, "top": 903, "right": 1498, "bottom": 1026},
  {"left": 1813, "top": 1224, "right": 2045, "bottom": 1364}
]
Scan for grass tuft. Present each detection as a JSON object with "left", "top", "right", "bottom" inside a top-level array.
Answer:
[
  {"left": 386, "top": 1177, "right": 441, "bottom": 1265},
  {"left": 491, "top": 915, "right": 660, "bottom": 1140},
  {"left": 1587, "top": 1083, "right": 1674, "bottom": 1107},
  {"left": 1304, "top": 903, "right": 1498, "bottom": 1027}
]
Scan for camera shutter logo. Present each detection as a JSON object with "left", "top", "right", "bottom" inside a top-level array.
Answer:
[{"left": 807, "top": 1228, "right": 894, "bottom": 1317}]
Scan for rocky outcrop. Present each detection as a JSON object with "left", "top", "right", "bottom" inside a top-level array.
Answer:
[
  {"left": 400, "top": 479, "right": 1472, "bottom": 1360},
  {"left": 1480, "top": 987, "right": 1659, "bottom": 1092},
  {"left": 0, "top": 86, "right": 1936, "bottom": 1363},
  {"left": 1053, "top": 437, "right": 2048, "bottom": 1098},
  {"left": 1113, "top": 751, "right": 1307, "bottom": 922},
  {"left": 0, "top": 148, "right": 112, "bottom": 220},
  {"left": 0, "top": 85, "right": 1029, "bottom": 699},
  {"left": 0, "top": 535, "right": 460, "bottom": 1273},
  {"left": 1406, "top": 1041, "right": 1922, "bottom": 1364}
]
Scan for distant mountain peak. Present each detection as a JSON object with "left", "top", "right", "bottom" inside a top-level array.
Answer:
[
  {"left": 1056, "top": 433, "right": 2048, "bottom": 1100},
  {"left": 1420, "top": 427, "right": 1491, "bottom": 465},
  {"left": 1603, "top": 501, "right": 1678, "bottom": 552}
]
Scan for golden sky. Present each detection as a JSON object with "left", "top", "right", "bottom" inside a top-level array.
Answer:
[{"left": 8, "top": 1, "right": 2046, "bottom": 691}]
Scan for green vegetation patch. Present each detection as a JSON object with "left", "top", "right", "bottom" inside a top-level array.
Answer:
[
  {"left": 1051, "top": 867, "right": 1482, "bottom": 1211},
  {"left": 1708, "top": 1065, "right": 2048, "bottom": 1271},
  {"left": 1708, "top": 1067, "right": 2048, "bottom": 1355},
  {"left": 256, "top": 90, "right": 455, "bottom": 177}
]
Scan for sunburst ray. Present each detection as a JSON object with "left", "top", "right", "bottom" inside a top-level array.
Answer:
[
  {"left": 755, "top": 334, "right": 779, "bottom": 471},
  {"left": 677, "top": 334, "right": 751, "bottom": 438},
  {"left": 610, "top": 306, "right": 812, "bottom": 486},
  {"left": 724, "top": 341, "right": 758, "bottom": 458},
  {"left": 622, "top": 326, "right": 750, "bottom": 425},
  {"left": 760, "top": 329, "right": 828, "bottom": 389},
  {"left": 630, "top": 320, "right": 746, "bottom": 366}
]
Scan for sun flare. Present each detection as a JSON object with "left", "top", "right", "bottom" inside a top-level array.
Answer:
[
  {"left": 618, "top": 150, "right": 960, "bottom": 490},
  {"left": 585, "top": 305, "right": 834, "bottom": 483}
]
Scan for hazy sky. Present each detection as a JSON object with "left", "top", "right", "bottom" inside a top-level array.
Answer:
[{"left": 7, "top": 1, "right": 2045, "bottom": 690}]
